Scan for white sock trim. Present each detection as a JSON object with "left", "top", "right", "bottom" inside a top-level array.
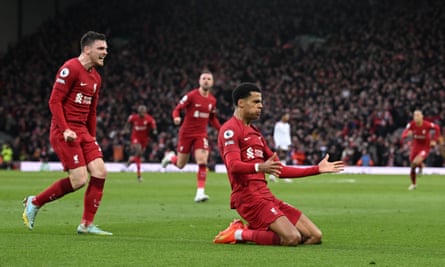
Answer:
[{"left": 235, "top": 229, "right": 243, "bottom": 241}]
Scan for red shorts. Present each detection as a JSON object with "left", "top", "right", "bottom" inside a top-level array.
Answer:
[
  {"left": 236, "top": 197, "right": 302, "bottom": 231},
  {"left": 50, "top": 127, "right": 103, "bottom": 171},
  {"left": 131, "top": 137, "right": 148, "bottom": 149},
  {"left": 176, "top": 134, "right": 208, "bottom": 153},
  {"left": 410, "top": 148, "right": 429, "bottom": 162}
]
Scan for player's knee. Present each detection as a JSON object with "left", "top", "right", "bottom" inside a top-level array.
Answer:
[
  {"left": 93, "top": 168, "right": 107, "bottom": 178},
  {"left": 70, "top": 175, "right": 88, "bottom": 190},
  {"left": 280, "top": 231, "right": 302, "bottom": 246},
  {"left": 89, "top": 164, "right": 107, "bottom": 178},
  {"left": 308, "top": 230, "right": 322, "bottom": 245}
]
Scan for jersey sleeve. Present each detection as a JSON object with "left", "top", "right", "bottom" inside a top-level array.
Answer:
[
  {"left": 172, "top": 93, "right": 190, "bottom": 119},
  {"left": 48, "top": 64, "right": 77, "bottom": 132},
  {"left": 401, "top": 122, "right": 412, "bottom": 139},
  {"left": 430, "top": 122, "right": 441, "bottom": 141},
  {"left": 209, "top": 112, "right": 221, "bottom": 130},
  {"left": 150, "top": 116, "right": 157, "bottom": 131},
  {"left": 280, "top": 165, "right": 320, "bottom": 178}
]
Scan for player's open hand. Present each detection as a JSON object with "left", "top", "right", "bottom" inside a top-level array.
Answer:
[
  {"left": 259, "top": 152, "right": 282, "bottom": 176},
  {"left": 63, "top": 129, "right": 77, "bottom": 142},
  {"left": 318, "top": 154, "right": 344, "bottom": 173}
]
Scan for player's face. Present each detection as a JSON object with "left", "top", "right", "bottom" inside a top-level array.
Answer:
[
  {"left": 138, "top": 106, "right": 147, "bottom": 116},
  {"left": 199, "top": 73, "right": 214, "bottom": 91},
  {"left": 282, "top": 113, "right": 289, "bottom": 122},
  {"left": 87, "top": 40, "right": 108, "bottom": 67},
  {"left": 414, "top": 111, "right": 423, "bottom": 124},
  {"left": 243, "top": 92, "right": 263, "bottom": 121}
]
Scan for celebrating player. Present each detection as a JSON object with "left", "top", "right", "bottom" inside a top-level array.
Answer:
[
  {"left": 214, "top": 83, "right": 344, "bottom": 246},
  {"left": 22, "top": 31, "right": 112, "bottom": 235},
  {"left": 161, "top": 71, "right": 221, "bottom": 202},
  {"left": 401, "top": 109, "right": 441, "bottom": 190},
  {"left": 122, "top": 105, "right": 157, "bottom": 182}
]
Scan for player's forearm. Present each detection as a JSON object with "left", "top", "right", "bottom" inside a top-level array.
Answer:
[
  {"left": 279, "top": 165, "right": 320, "bottom": 178},
  {"left": 224, "top": 152, "right": 256, "bottom": 174},
  {"left": 210, "top": 116, "right": 221, "bottom": 130},
  {"left": 433, "top": 125, "right": 441, "bottom": 140},
  {"left": 172, "top": 103, "right": 184, "bottom": 120}
]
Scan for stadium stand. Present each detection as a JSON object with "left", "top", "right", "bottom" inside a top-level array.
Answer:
[{"left": 1, "top": 0, "right": 444, "bottom": 167}]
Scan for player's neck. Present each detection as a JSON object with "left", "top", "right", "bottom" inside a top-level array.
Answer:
[
  {"left": 234, "top": 111, "right": 251, "bottom": 125},
  {"left": 199, "top": 87, "right": 209, "bottom": 96},
  {"left": 78, "top": 55, "right": 94, "bottom": 71}
]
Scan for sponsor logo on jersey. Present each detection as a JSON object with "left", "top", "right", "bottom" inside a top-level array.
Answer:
[{"left": 74, "top": 93, "right": 92, "bottom": 105}]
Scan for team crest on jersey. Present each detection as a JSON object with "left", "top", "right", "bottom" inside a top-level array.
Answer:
[
  {"left": 60, "top": 68, "right": 70, "bottom": 78},
  {"left": 93, "top": 83, "right": 97, "bottom": 93},
  {"left": 208, "top": 104, "right": 212, "bottom": 111}
]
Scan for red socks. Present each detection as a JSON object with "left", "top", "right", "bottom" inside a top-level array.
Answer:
[
  {"left": 242, "top": 229, "right": 281, "bottom": 245},
  {"left": 81, "top": 176, "right": 105, "bottom": 226},
  {"left": 135, "top": 156, "right": 141, "bottom": 177},
  {"left": 171, "top": 154, "right": 178, "bottom": 166},
  {"left": 31, "top": 175, "right": 105, "bottom": 226},
  {"left": 197, "top": 164, "right": 207, "bottom": 188},
  {"left": 410, "top": 168, "right": 416, "bottom": 185},
  {"left": 33, "top": 177, "right": 74, "bottom": 207}
]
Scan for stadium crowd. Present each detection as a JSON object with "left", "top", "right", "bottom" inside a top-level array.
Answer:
[{"left": 1, "top": 0, "right": 445, "bottom": 168}]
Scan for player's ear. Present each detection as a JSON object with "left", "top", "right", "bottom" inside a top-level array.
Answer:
[
  {"left": 237, "top": 98, "right": 245, "bottom": 108},
  {"left": 83, "top": 45, "right": 91, "bottom": 55}
]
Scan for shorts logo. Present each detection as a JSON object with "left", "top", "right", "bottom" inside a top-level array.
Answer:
[
  {"left": 73, "top": 154, "right": 79, "bottom": 164},
  {"left": 270, "top": 207, "right": 278, "bottom": 215}
]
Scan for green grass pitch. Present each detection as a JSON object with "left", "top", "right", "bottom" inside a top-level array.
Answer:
[{"left": 0, "top": 170, "right": 444, "bottom": 266}]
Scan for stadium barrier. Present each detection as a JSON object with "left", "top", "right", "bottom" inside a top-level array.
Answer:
[{"left": 19, "top": 161, "right": 445, "bottom": 175}]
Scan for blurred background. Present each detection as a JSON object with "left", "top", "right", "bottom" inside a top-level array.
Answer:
[{"left": 1, "top": 0, "right": 444, "bottom": 170}]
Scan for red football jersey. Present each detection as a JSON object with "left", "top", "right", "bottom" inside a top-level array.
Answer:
[
  {"left": 218, "top": 116, "right": 275, "bottom": 208},
  {"left": 127, "top": 113, "right": 156, "bottom": 141},
  {"left": 402, "top": 120, "right": 440, "bottom": 150},
  {"left": 218, "top": 116, "right": 320, "bottom": 209},
  {"left": 48, "top": 58, "right": 101, "bottom": 137},
  {"left": 172, "top": 88, "right": 220, "bottom": 137}
]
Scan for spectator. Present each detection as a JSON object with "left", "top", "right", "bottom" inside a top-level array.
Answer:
[
  {"left": 1, "top": 143, "right": 13, "bottom": 169},
  {"left": 0, "top": 0, "right": 444, "bottom": 170}
]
